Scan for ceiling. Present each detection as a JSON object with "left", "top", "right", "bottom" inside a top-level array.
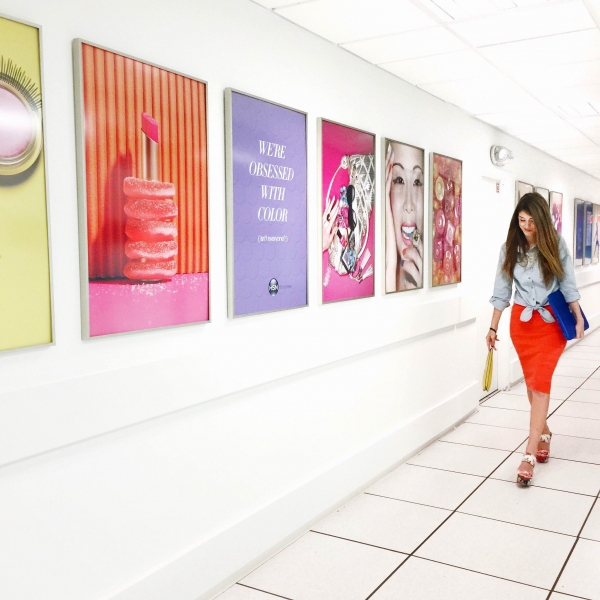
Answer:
[{"left": 250, "top": 0, "right": 600, "bottom": 180}]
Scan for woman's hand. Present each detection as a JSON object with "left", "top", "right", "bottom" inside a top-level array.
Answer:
[
  {"left": 575, "top": 318, "right": 585, "bottom": 340},
  {"left": 322, "top": 198, "right": 339, "bottom": 252},
  {"left": 401, "top": 236, "right": 423, "bottom": 289},
  {"left": 486, "top": 329, "right": 499, "bottom": 351}
]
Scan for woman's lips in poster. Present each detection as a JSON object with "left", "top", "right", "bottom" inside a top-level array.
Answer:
[{"left": 401, "top": 222, "right": 416, "bottom": 246}]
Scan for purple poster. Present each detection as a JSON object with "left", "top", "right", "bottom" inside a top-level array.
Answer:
[{"left": 226, "top": 90, "right": 308, "bottom": 317}]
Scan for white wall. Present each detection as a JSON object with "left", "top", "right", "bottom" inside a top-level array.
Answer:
[{"left": 1, "top": 1, "right": 599, "bottom": 599}]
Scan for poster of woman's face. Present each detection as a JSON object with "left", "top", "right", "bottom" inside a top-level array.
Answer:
[
  {"left": 550, "top": 191, "right": 563, "bottom": 234},
  {"left": 384, "top": 139, "right": 425, "bottom": 293}
]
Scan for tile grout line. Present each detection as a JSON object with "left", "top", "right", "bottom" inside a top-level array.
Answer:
[
  {"left": 545, "top": 490, "right": 600, "bottom": 600},
  {"left": 362, "top": 434, "right": 527, "bottom": 599}
]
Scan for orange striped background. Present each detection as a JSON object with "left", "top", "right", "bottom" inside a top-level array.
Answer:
[{"left": 82, "top": 43, "right": 208, "bottom": 278}]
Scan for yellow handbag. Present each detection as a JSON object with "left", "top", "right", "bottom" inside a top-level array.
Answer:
[{"left": 482, "top": 349, "right": 493, "bottom": 392}]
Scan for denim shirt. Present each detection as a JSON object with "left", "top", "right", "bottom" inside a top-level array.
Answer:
[{"left": 490, "top": 235, "right": 581, "bottom": 323}]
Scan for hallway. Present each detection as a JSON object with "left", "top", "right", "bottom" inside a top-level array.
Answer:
[{"left": 219, "top": 331, "right": 600, "bottom": 600}]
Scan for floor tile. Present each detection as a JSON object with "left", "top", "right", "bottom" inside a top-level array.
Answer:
[
  {"left": 555, "top": 539, "right": 600, "bottom": 599},
  {"left": 582, "top": 379, "right": 600, "bottom": 391},
  {"left": 568, "top": 344, "right": 600, "bottom": 355},
  {"left": 312, "top": 493, "right": 450, "bottom": 554},
  {"left": 415, "top": 512, "right": 573, "bottom": 589},
  {"left": 554, "top": 365, "right": 597, "bottom": 379},
  {"left": 516, "top": 434, "right": 600, "bottom": 466},
  {"left": 505, "top": 382, "right": 528, "bottom": 396},
  {"left": 568, "top": 388, "right": 600, "bottom": 404},
  {"left": 240, "top": 531, "right": 405, "bottom": 600},
  {"left": 441, "top": 423, "right": 527, "bottom": 451},
  {"left": 217, "top": 585, "right": 284, "bottom": 600},
  {"left": 458, "top": 478, "right": 594, "bottom": 536},
  {"left": 591, "top": 369, "right": 600, "bottom": 380},
  {"left": 547, "top": 414, "right": 600, "bottom": 440},
  {"left": 553, "top": 375, "right": 586, "bottom": 388},
  {"left": 407, "top": 440, "right": 510, "bottom": 477},
  {"left": 367, "top": 463, "right": 483, "bottom": 510},
  {"left": 467, "top": 406, "right": 531, "bottom": 430},
  {"left": 559, "top": 357, "right": 600, "bottom": 370},
  {"left": 579, "top": 335, "right": 600, "bottom": 347},
  {"left": 555, "top": 401, "right": 600, "bottom": 420},
  {"left": 490, "top": 453, "right": 600, "bottom": 496},
  {"left": 370, "top": 556, "right": 548, "bottom": 600},
  {"left": 581, "top": 501, "right": 600, "bottom": 543},
  {"left": 484, "top": 393, "right": 561, "bottom": 413}
]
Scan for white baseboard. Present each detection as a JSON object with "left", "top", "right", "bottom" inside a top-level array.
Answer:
[{"left": 104, "top": 382, "right": 479, "bottom": 600}]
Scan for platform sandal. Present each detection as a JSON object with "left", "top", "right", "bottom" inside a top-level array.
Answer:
[
  {"left": 517, "top": 453, "right": 536, "bottom": 486},
  {"left": 536, "top": 432, "right": 552, "bottom": 463}
]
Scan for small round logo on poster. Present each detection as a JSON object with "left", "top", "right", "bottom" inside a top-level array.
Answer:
[{"left": 268, "top": 278, "right": 279, "bottom": 296}]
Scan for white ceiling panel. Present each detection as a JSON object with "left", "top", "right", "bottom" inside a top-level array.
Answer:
[
  {"left": 276, "top": 0, "right": 437, "bottom": 44},
  {"left": 381, "top": 50, "right": 499, "bottom": 86},
  {"left": 512, "top": 59, "right": 600, "bottom": 92},
  {"left": 252, "top": 0, "right": 312, "bottom": 8},
  {"left": 477, "top": 106, "right": 569, "bottom": 135},
  {"left": 536, "top": 137, "right": 598, "bottom": 150},
  {"left": 448, "top": 1, "right": 595, "bottom": 47},
  {"left": 540, "top": 83, "right": 600, "bottom": 106},
  {"left": 517, "top": 124, "right": 592, "bottom": 144},
  {"left": 551, "top": 147, "right": 600, "bottom": 159},
  {"left": 342, "top": 27, "right": 466, "bottom": 64},
  {"left": 480, "top": 29, "right": 600, "bottom": 69},
  {"left": 569, "top": 115, "right": 600, "bottom": 128},
  {"left": 419, "top": 75, "right": 540, "bottom": 114}
]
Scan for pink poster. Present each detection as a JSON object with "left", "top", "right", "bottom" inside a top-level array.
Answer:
[{"left": 321, "top": 120, "right": 375, "bottom": 303}]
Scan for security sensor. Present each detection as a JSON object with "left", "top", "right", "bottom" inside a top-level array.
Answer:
[{"left": 490, "top": 145, "right": 513, "bottom": 167}]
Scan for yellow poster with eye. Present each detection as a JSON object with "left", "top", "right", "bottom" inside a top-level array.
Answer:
[{"left": 0, "top": 15, "right": 52, "bottom": 351}]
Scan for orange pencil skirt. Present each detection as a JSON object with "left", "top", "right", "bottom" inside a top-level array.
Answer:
[{"left": 510, "top": 304, "right": 566, "bottom": 394}]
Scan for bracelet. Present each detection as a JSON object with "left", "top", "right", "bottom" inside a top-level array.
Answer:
[{"left": 489, "top": 327, "right": 497, "bottom": 333}]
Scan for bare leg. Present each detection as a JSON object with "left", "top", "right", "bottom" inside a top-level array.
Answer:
[{"left": 520, "top": 389, "right": 551, "bottom": 477}]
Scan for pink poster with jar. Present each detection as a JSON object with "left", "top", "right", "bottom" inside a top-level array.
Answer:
[
  {"left": 321, "top": 119, "right": 375, "bottom": 303},
  {"left": 431, "top": 153, "right": 462, "bottom": 287}
]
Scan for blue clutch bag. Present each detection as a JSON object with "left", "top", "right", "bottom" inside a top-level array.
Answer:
[{"left": 547, "top": 290, "right": 589, "bottom": 340}]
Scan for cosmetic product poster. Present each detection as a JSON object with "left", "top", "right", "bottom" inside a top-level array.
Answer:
[
  {"left": 593, "top": 204, "right": 600, "bottom": 265},
  {"left": 73, "top": 40, "right": 209, "bottom": 337},
  {"left": 225, "top": 90, "right": 307, "bottom": 318},
  {"left": 535, "top": 187, "right": 549, "bottom": 203},
  {"left": 321, "top": 119, "right": 375, "bottom": 303},
  {"left": 0, "top": 15, "right": 52, "bottom": 352},
  {"left": 574, "top": 199, "right": 584, "bottom": 266},
  {"left": 431, "top": 152, "right": 462, "bottom": 287},
  {"left": 516, "top": 181, "right": 533, "bottom": 204},
  {"left": 384, "top": 138, "right": 425, "bottom": 293},
  {"left": 584, "top": 201, "right": 593, "bottom": 265},
  {"left": 549, "top": 191, "right": 563, "bottom": 234}
]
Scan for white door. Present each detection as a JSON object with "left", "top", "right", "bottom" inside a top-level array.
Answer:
[{"left": 476, "top": 175, "right": 514, "bottom": 399}]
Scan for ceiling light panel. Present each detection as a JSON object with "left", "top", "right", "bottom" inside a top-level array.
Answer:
[
  {"left": 275, "top": 0, "right": 437, "bottom": 45},
  {"left": 480, "top": 29, "right": 600, "bottom": 71},
  {"left": 419, "top": 75, "right": 540, "bottom": 114},
  {"left": 342, "top": 27, "right": 466, "bottom": 64},
  {"left": 448, "top": 1, "right": 595, "bottom": 47},
  {"left": 381, "top": 50, "right": 499, "bottom": 86}
]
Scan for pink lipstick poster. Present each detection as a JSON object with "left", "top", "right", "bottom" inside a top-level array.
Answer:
[
  {"left": 384, "top": 139, "right": 425, "bottom": 293},
  {"left": 321, "top": 119, "right": 375, "bottom": 303},
  {"left": 73, "top": 41, "right": 209, "bottom": 337},
  {"left": 431, "top": 152, "right": 462, "bottom": 287}
]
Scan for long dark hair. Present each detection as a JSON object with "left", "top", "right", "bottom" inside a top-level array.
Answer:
[{"left": 503, "top": 192, "right": 563, "bottom": 285}]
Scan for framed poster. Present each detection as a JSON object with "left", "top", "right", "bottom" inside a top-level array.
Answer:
[
  {"left": 0, "top": 13, "right": 53, "bottom": 352},
  {"left": 535, "top": 187, "right": 549, "bottom": 203},
  {"left": 225, "top": 89, "right": 307, "bottom": 318},
  {"left": 593, "top": 204, "right": 600, "bottom": 265},
  {"left": 320, "top": 119, "right": 375, "bottom": 303},
  {"left": 584, "top": 201, "right": 593, "bottom": 265},
  {"left": 516, "top": 181, "right": 533, "bottom": 204},
  {"left": 73, "top": 40, "right": 209, "bottom": 337},
  {"left": 574, "top": 199, "right": 584, "bottom": 266},
  {"left": 431, "top": 152, "right": 462, "bottom": 287},
  {"left": 549, "top": 191, "right": 563, "bottom": 234},
  {"left": 383, "top": 138, "right": 425, "bottom": 293}
]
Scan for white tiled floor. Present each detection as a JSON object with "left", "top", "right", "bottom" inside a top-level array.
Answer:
[{"left": 218, "top": 332, "right": 600, "bottom": 600}]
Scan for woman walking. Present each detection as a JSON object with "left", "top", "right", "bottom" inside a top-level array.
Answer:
[{"left": 487, "top": 193, "right": 584, "bottom": 486}]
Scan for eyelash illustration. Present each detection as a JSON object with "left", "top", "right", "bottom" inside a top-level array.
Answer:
[{"left": 0, "top": 56, "right": 43, "bottom": 176}]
